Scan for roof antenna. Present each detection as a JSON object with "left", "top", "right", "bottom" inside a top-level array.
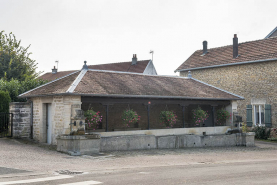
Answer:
[
  {"left": 149, "top": 50, "right": 154, "bottom": 61},
  {"left": 55, "top": 60, "right": 59, "bottom": 70}
]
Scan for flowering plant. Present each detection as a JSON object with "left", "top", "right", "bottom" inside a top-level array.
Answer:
[
  {"left": 216, "top": 109, "right": 231, "bottom": 125},
  {"left": 192, "top": 107, "right": 209, "bottom": 126},
  {"left": 159, "top": 110, "right": 178, "bottom": 128},
  {"left": 122, "top": 109, "right": 140, "bottom": 128},
  {"left": 84, "top": 108, "right": 102, "bottom": 130}
]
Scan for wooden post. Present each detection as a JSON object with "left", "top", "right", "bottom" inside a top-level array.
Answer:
[
  {"left": 182, "top": 106, "right": 185, "bottom": 128},
  {"left": 211, "top": 105, "right": 216, "bottom": 127},
  {"left": 105, "top": 105, "right": 109, "bottom": 132},
  {"left": 147, "top": 104, "right": 150, "bottom": 130}
]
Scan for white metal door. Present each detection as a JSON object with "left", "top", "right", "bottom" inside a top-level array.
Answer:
[{"left": 47, "top": 104, "right": 52, "bottom": 144}]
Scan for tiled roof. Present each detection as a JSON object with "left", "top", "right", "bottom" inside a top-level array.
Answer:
[
  {"left": 20, "top": 69, "right": 242, "bottom": 100},
  {"left": 176, "top": 36, "right": 277, "bottom": 71},
  {"left": 88, "top": 60, "right": 150, "bottom": 73},
  {"left": 38, "top": 70, "right": 77, "bottom": 81},
  {"left": 38, "top": 60, "right": 150, "bottom": 81}
]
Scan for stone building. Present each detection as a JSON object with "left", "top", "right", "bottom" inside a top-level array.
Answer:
[
  {"left": 18, "top": 62, "right": 242, "bottom": 145},
  {"left": 39, "top": 54, "right": 157, "bottom": 81},
  {"left": 175, "top": 33, "right": 277, "bottom": 128}
]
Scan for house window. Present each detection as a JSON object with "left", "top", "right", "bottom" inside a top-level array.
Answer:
[{"left": 253, "top": 105, "right": 264, "bottom": 126}]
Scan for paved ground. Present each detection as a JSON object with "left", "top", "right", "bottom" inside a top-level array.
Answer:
[{"left": 0, "top": 138, "right": 277, "bottom": 184}]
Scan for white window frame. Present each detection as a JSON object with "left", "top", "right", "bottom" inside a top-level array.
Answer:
[{"left": 253, "top": 104, "right": 265, "bottom": 127}]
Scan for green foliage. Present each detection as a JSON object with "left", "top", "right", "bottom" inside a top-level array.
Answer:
[
  {"left": 192, "top": 107, "right": 209, "bottom": 126},
  {"left": 253, "top": 126, "right": 271, "bottom": 140},
  {"left": 0, "top": 30, "right": 42, "bottom": 81},
  {"left": 216, "top": 109, "right": 231, "bottom": 125},
  {"left": 241, "top": 122, "right": 248, "bottom": 133},
  {"left": 0, "top": 78, "right": 47, "bottom": 102},
  {"left": 159, "top": 110, "right": 177, "bottom": 128},
  {"left": 122, "top": 109, "right": 140, "bottom": 127},
  {"left": 84, "top": 108, "right": 102, "bottom": 130},
  {"left": 0, "top": 90, "right": 11, "bottom": 113}
]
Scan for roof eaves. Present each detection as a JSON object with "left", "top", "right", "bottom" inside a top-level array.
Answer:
[
  {"left": 18, "top": 71, "right": 80, "bottom": 97},
  {"left": 20, "top": 93, "right": 242, "bottom": 100},
  {"left": 190, "top": 77, "right": 244, "bottom": 100},
  {"left": 265, "top": 26, "right": 277, "bottom": 39},
  {"left": 66, "top": 68, "right": 88, "bottom": 93},
  {"left": 175, "top": 57, "right": 277, "bottom": 72}
]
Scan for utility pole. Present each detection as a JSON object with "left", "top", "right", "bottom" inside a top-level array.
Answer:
[{"left": 149, "top": 50, "right": 154, "bottom": 61}]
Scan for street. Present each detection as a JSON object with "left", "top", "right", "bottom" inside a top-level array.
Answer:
[{"left": 0, "top": 138, "right": 277, "bottom": 184}]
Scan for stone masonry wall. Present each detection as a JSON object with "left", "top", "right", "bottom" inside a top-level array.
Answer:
[
  {"left": 9, "top": 102, "right": 31, "bottom": 138},
  {"left": 180, "top": 60, "right": 277, "bottom": 127},
  {"left": 31, "top": 96, "right": 81, "bottom": 145}
]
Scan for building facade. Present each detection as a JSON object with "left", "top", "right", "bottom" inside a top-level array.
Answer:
[{"left": 176, "top": 34, "right": 277, "bottom": 128}]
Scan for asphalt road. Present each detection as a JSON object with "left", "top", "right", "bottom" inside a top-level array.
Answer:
[
  {"left": 1, "top": 159, "right": 277, "bottom": 185},
  {"left": 1, "top": 139, "right": 277, "bottom": 184}
]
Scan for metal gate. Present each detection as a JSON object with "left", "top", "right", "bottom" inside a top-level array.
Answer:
[{"left": 0, "top": 113, "right": 13, "bottom": 137}]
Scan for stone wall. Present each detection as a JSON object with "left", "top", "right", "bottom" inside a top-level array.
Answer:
[
  {"left": 180, "top": 60, "right": 277, "bottom": 127},
  {"left": 9, "top": 102, "right": 31, "bottom": 138},
  {"left": 31, "top": 95, "right": 82, "bottom": 145}
]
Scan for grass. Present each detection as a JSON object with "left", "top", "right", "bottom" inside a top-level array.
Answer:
[{"left": 256, "top": 138, "right": 277, "bottom": 143}]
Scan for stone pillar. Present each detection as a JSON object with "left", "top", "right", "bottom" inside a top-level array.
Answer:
[{"left": 9, "top": 102, "right": 31, "bottom": 138}]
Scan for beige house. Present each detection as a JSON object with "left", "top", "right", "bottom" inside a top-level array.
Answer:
[
  {"left": 19, "top": 62, "right": 242, "bottom": 145},
  {"left": 175, "top": 33, "right": 277, "bottom": 128}
]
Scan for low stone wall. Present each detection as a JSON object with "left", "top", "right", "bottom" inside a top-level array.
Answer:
[
  {"left": 57, "top": 134, "right": 101, "bottom": 155},
  {"left": 9, "top": 102, "right": 31, "bottom": 138},
  {"left": 100, "top": 133, "right": 255, "bottom": 152}
]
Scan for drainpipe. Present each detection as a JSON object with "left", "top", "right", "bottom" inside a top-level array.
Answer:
[{"left": 30, "top": 100, "right": 33, "bottom": 139}]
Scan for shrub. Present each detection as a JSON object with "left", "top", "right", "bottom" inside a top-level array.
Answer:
[
  {"left": 216, "top": 109, "right": 231, "bottom": 125},
  {"left": 0, "top": 90, "right": 11, "bottom": 113},
  {"left": 122, "top": 109, "right": 140, "bottom": 128},
  {"left": 192, "top": 107, "right": 209, "bottom": 126},
  {"left": 253, "top": 126, "right": 271, "bottom": 140},
  {"left": 159, "top": 110, "right": 177, "bottom": 128},
  {"left": 84, "top": 108, "right": 102, "bottom": 130}
]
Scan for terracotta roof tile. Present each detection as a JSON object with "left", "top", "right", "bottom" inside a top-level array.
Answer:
[
  {"left": 176, "top": 37, "right": 277, "bottom": 71},
  {"left": 38, "top": 70, "right": 77, "bottom": 81},
  {"left": 38, "top": 60, "right": 150, "bottom": 81},
  {"left": 88, "top": 60, "right": 150, "bottom": 73}
]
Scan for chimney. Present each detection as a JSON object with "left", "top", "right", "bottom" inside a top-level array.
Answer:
[
  {"left": 52, "top": 66, "right": 57, "bottom": 74},
  {"left": 203, "top": 41, "right": 208, "bottom": 54},
  {"left": 132, "top": 54, "right": 137, "bottom": 65},
  {"left": 233, "top": 34, "right": 238, "bottom": 58}
]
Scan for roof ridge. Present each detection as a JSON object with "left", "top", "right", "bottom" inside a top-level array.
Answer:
[
  {"left": 194, "top": 36, "right": 277, "bottom": 52},
  {"left": 87, "top": 69, "right": 188, "bottom": 79},
  {"left": 191, "top": 77, "right": 244, "bottom": 99},
  {"left": 87, "top": 59, "right": 150, "bottom": 66}
]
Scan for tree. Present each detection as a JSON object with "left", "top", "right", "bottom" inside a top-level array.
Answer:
[
  {"left": 0, "top": 78, "right": 47, "bottom": 102},
  {"left": 0, "top": 30, "right": 42, "bottom": 81},
  {"left": 0, "top": 91, "right": 11, "bottom": 113}
]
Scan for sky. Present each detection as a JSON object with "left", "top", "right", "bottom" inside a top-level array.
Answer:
[{"left": 1, "top": 0, "right": 276, "bottom": 76}]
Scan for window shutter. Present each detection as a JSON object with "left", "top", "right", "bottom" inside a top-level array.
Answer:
[
  {"left": 265, "top": 104, "right": 272, "bottom": 128},
  {"left": 246, "top": 105, "right": 253, "bottom": 127}
]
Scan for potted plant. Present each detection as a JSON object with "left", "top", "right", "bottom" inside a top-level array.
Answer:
[
  {"left": 216, "top": 109, "right": 231, "bottom": 125},
  {"left": 159, "top": 110, "right": 178, "bottom": 128},
  {"left": 84, "top": 108, "right": 103, "bottom": 131},
  {"left": 192, "top": 107, "right": 209, "bottom": 126},
  {"left": 122, "top": 109, "right": 140, "bottom": 128}
]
